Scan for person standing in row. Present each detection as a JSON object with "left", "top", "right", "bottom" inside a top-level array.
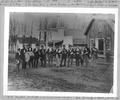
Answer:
[
  {"left": 67, "top": 45, "right": 73, "bottom": 67},
  {"left": 21, "top": 46, "right": 27, "bottom": 69},
  {"left": 83, "top": 47, "right": 89, "bottom": 66},
  {"left": 33, "top": 48, "right": 39, "bottom": 68},
  {"left": 28, "top": 47, "right": 34, "bottom": 68},
  {"left": 49, "top": 47, "right": 54, "bottom": 66},
  {"left": 91, "top": 46, "right": 98, "bottom": 63},
  {"left": 60, "top": 45, "right": 67, "bottom": 67},
  {"left": 75, "top": 47, "right": 81, "bottom": 66},
  {"left": 51, "top": 47, "right": 56, "bottom": 66},
  {"left": 15, "top": 48, "right": 21, "bottom": 72},
  {"left": 40, "top": 45, "right": 46, "bottom": 67},
  {"left": 46, "top": 48, "right": 51, "bottom": 66},
  {"left": 56, "top": 48, "right": 61, "bottom": 67}
]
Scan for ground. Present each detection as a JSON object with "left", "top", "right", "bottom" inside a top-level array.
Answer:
[{"left": 8, "top": 54, "right": 113, "bottom": 93}]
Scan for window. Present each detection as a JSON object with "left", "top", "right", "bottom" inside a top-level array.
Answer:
[{"left": 106, "top": 37, "right": 111, "bottom": 50}]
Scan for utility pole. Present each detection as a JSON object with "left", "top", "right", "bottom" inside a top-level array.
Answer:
[
  {"left": 44, "top": 17, "right": 48, "bottom": 48},
  {"left": 39, "top": 18, "right": 42, "bottom": 44},
  {"left": 30, "top": 21, "right": 33, "bottom": 47},
  {"left": 22, "top": 23, "right": 27, "bottom": 47}
]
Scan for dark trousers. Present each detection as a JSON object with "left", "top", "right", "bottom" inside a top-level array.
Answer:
[
  {"left": 67, "top": 57, "right": 70, "bottom": 67},
  {"left": 76, "top": 57, "right": 80, "bottom": 66},
  {"left": 80, "top": 57, "right": 83, "bottom": 65},
  {"left": 67, "top": 56, "right": 73, "bottom": 67},
  {"left": 29, "top": 59, "right": 34, "bottom": 68},
  {"left": 34, "top": 58, "right": 39, "bottom": 68},
  {"left": 40, "top": 57, "right": 46, "bottom": 67},
  {"left": 50, "top": 56, "right": 53, "bottom": 65},
  {"left": 22, "top": 60, "right": 26, "bottom": 69}
]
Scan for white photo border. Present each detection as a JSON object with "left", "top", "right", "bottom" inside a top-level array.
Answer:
[{"left": 3, "top": 7, "right": 118, "bottom": 97}]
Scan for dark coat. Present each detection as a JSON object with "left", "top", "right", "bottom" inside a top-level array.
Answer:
[
  {"left": 40, "top": 49, "right": 46, "bottom": 58},
  {"left": 61, "top": 48, "right": 67, "bottom": 58}
]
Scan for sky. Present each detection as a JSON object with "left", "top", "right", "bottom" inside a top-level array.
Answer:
[{"left": 10, "top": 13, "right": 115, "bottom": 38}]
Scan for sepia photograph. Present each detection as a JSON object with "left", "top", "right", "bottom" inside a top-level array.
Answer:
[{"left": 3, "top": 7, "right": 118, "bottom": 97}]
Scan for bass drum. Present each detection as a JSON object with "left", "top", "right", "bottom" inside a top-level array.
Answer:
[{"left": 25, "top": 52, "right": 30, "bottom": 62}]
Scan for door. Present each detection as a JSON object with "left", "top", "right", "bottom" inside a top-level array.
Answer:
[
  {"left": 98, "top": 39, "right": 104, "bottom": 55},
  {"left": 95, "top": 38, "right": 105, "bottom": 56}
]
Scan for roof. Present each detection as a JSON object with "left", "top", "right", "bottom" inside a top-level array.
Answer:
[
  {"left": 84, "top": 18, "right": 114, "bottom": 35},
  {"left": 64, "top": 29, "right": 86, "bottom": 39},
  {"left": 73, "top": 38, "right": 86, "bottom": 44},
  {"left": 84, "top": 19, "right": 95, "bottom": 35},
  {"left": 40, "top": 27, "right": 64, "bottom": 32},
  {"left": 17, "top": 36, "right": 38, "bottom": 44},
  {"left": 48, "top": 40, "right": 63, "bottom": 47}
]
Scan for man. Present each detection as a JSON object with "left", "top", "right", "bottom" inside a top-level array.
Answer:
[
  {"left": 21, "top": 45, "right": 27, "bottom": 69},
  {"left": 60, "top": 45, "right": 67, "bottom": 67},
  {"left": 50, "top": 47, "right": 55, "bottom": 66},
  {"left": 46, "top": 48, "right": 51, "bottom": 66},
  {"left": 91, "top": 46, "right": 98, "bottom": 62},
  {"left": 40, "top": 45, "right": 46, "bottom": 67},
  {"left": 67, "top": 45, "right": 73, "bottom": 67},
  {"left": 33, "top": 48, "right": 39, "bottom": 68},
  {"left": 80, "top": 48, "right": 84, "bottom": 66},
  {"left": 27, "top": 47, "right": 34, "bottom": 68},
  {"left": 83, "top": 47, "right": 89, "bottom": 66},
  {"left": 86, "top": 46, "right": 91, "bottom": 59},
  {"left": 15, "top": 48, "right": 21, "bottom": 72},
  {"left": 75, "top": 47, "right": 81, "bottom": 66},
  {"left": 56, "top": 48, "right": 61, "bottom": 67},
  {"left": 52, "top": 47, "right": 57, "bottom": 66}
]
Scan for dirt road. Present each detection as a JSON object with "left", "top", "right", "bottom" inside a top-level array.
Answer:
[{"left": 8, "top": 59, "right": 113, "bottom": 93}]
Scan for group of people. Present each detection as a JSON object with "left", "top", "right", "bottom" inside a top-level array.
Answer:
[{"left": 15, "top": 44, "right": 98, "bottom": 71}]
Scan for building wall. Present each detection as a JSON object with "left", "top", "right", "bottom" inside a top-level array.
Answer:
[
  {"left": 44, "top": 28, "right": 65, "bottom": 42},
  {"left": 86, "top": 19, "right": 114, "bottom": 55},
  {"left": 16, "top": 40, "right": 23, "bottom": 49},
  {"left": 63, "top": 36, "right": 73, "bottom": 49},
  {"left": 65, "top": 29, "right": 86, "bottom": 39}
]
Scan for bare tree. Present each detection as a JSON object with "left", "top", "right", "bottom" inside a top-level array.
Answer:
[
  {"left": 38, "top": 18, "right": 42, "bottom": 42},
  {"left": 9, "top": 17, "right": 13, "bottom": 51},
  {"left": 22, "top": 22, "right": 27, "bottom": 45},
  {"left": 9, "top": 17, "right": 17, "bottom": 52},
  {"left": 44, "top": 17, "right": 48, "bottom": 43},
  {"left": 38, "top": 17, "right": 48, "bottom": 45},
  {"left": 30, "top": 21, "right": 33, "bottom": 45}
]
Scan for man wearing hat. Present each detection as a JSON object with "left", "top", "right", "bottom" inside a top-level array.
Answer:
[
  {"left": 15, "top": 48, "right": 21, "bottom": 72},
  {"left": 40, "top": 45, "right": 46, "bottom": 67},
  {"left": 67, "top": 45, "right": 73, "bottom": 67},
  {"left": 60, "top": 45, "right": 67, "bottom": 67},
  {"left": 21, "top": 45, "right": 27, "bottom": 69}
]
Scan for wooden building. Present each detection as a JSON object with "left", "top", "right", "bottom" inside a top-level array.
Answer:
[
  {"left": 65, "top": 29, "right": 86, "bottom": 47},
  {"left": 84, "top": 18, "right": 114, "bottom": 57}
]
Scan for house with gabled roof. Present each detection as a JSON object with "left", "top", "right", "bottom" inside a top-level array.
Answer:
[{"left": 84, "top": 18, "right": 114, "bottom": 57}]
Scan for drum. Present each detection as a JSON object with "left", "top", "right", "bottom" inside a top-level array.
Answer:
[
  {"left": 16, "top": 60, "right": 20, "bottom": 64},
  {"left": 25, "top": 52, "right": 30, "bottom": 62}
]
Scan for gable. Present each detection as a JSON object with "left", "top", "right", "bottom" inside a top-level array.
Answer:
[{"left": 85, "top": 19, "right": 114, "bottom": 37}]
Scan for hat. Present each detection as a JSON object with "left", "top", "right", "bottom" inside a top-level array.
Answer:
[
  {"left": 18, "top": 48, "right": 20, "bottom": 51},
  {"left": 63, "top": 45, "right": 65, "bottom": 47},
  {"left": 41, "top": 45, "right": 44, "bottom": 47}
]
